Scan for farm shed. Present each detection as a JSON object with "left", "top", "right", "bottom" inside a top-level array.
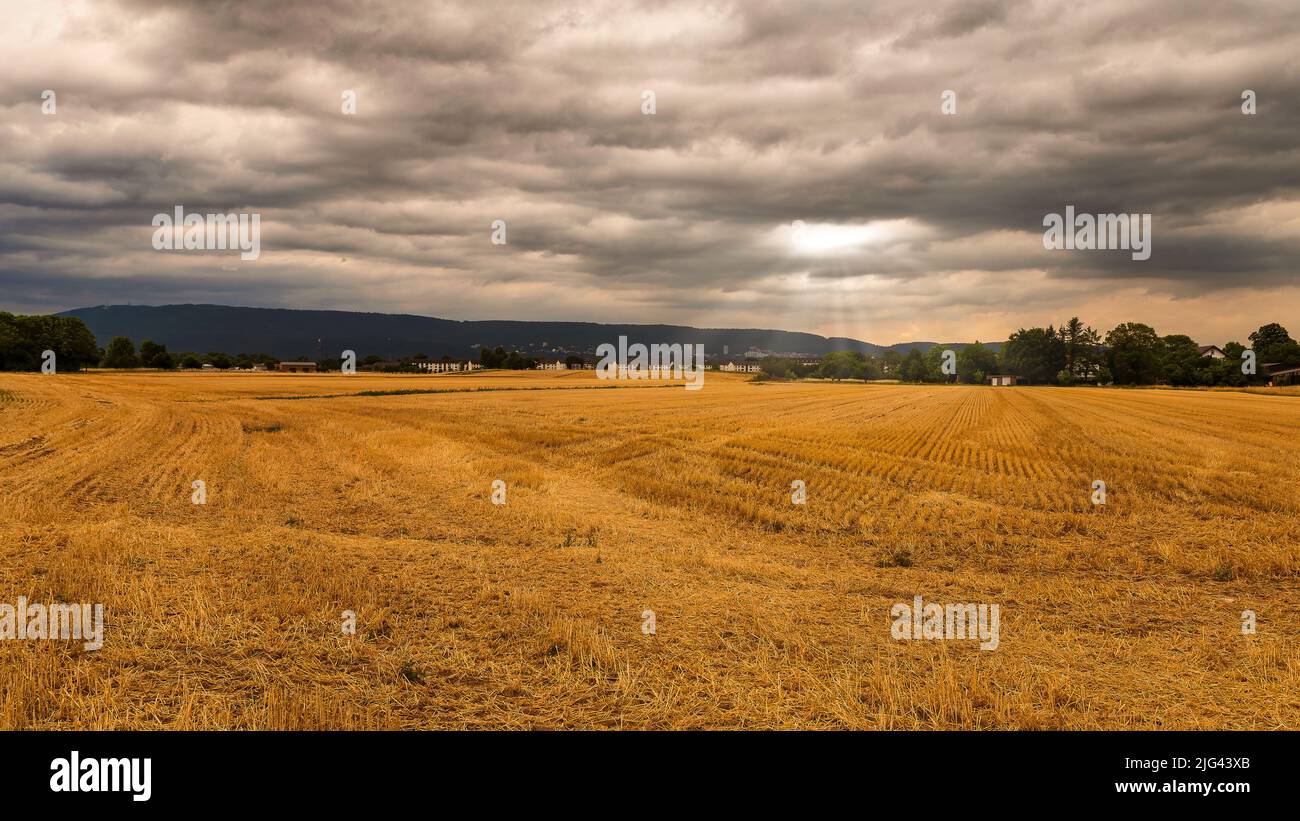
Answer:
[{"left": 1267, "top": 365, "right": 1300, "bottom": 387}]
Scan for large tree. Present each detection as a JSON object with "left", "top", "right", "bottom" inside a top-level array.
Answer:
[
  {"left": 139, "top": 339, "right": 177, "bottom": 369},
  {"left": 957, "top": 342, "right": 999, "bottom": 384},
  {"left": 1105, "top": 323, "right": 1162, "bottom": 384},
  {"left": 922, "top": 345, "right": 957, "bottom": 382},
  {"left": 881, "top": 349, "right": 903, "bottom": 377},
  {"left": 1159, "top": 334, "right": 1205, "bottom": 386},
  {"left": 1060, "top": 317, "right": 1103, "bottom": 381},
  {"left": 899, "top": 349, "right": 926, "bottom": 382},
  {"left": 0, "top": 313, "right": 100, "bottom": 371},
  {"left": 1249, "top": 323, "right": 1300, "bottom": 367},
  {"left": 1001, "top": 327, "right": 1065, "bottom": 384},
  {"left": 100, "top": 336, "right": 140, "bottom": 369}
]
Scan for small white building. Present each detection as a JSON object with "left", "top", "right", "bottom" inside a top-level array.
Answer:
[
  {"left": 720, "top": 362, "right": 762, "bottom": 373},
  {"left": 988, "top": 374, "right": 1019, "bottom": 386},
  {"left": 1198, "top": 345, "right": 1227, "bottom": 359}
]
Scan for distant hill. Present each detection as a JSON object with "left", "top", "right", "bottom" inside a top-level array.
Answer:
[{"left": 54, "top": 304, "right": 1000, "bottom": 360}]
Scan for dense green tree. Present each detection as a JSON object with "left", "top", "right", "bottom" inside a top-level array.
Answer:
[
  {"left": 1002, "top": 327, "right": 1065, "bottom": 384},
  {"left": 957, "top": 342, "right": 999, "bottom": 384},
  {"left": 139, "top": 339, "right": 177, "bottom": 369},
  {"left": 881, "top": 349, "right": 903, "bottom": 376},
  {"left": 1105, "top": 323, "right": 1162, "bottom": 385},
  {"left": 0, "top": 313, "right": 28, "bottom": 370},
  {"left": 101, "top": 336, "right": 139, "bottom": 368},
  {"left": 921, "top": 345, "right": 957, "bottom": 382},
  {"left": 0, "top": 313, "right": 100, "bottom": 371},
  {"left": 1060, "top": 317, "right": 1104, "bottom": 380},
  {"left": 1249, "top": 323, "right": 1300, "bottom": 367},
  {"left": 480, "top": 346, "right": 509, "bottom": 368},
  {"left": 815, "top": 350, "right": 880, "bottom": 380},
  {"left": 1159, "top": 334, "right": 1205, "bottom": 386},
  {"left": 899, "top": 349, "right": 926, "bottom": 382},
  {"left": 1248, "top": 323, "right": 1292, "bottom": 357},
  {"left": 761, "top": 355, "right": 821, "bottom": 380},
  {"left": 759, "top": 356, "right": 795, "bottom": 379}
]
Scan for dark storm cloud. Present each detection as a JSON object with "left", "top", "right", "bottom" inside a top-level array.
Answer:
[{"left": 2, "top": 0, "right": 1298, "bottom": 341}]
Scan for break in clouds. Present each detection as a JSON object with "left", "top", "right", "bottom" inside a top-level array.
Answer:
[{"left": 2, "top": 0, "right": 1299, "bottom": 343}]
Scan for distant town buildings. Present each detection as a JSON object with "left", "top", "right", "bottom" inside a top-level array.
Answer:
[
  {"left": 535, "top": 361, "right": 595, "bottom": 370},
  {"left": 416, "top": 361, "right": 480, "bottom": 373}
]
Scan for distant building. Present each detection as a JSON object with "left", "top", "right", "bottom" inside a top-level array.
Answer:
[
  {"left": 1198, "top": 345, "right": 1227, "bottom": 359},
  {"left": 537, "top": 361, "right": 568, "bottom": 371},
  {"left": 721, "top": 362, "right": 762, "bottom": 373},
  {"left": 988, "top": 374, "right": 1019, "bottom": 386},
  {"left": 277, "top": 362, "right": 318, "bottom": 373},
  {"left": 415, "top": 361, "right": 479, "bottom": 373},
  {"left": 1267, "top": 365, "right": 1300, "bottom": 387}
]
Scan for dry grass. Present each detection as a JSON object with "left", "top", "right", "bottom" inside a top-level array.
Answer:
[{"left": 0, "top": 370, "right": 1297, "bottom": 729}]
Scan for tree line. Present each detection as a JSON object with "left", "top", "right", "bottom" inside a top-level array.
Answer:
[
  {"left": 1, "top": 314, "right": 280, "bottom": 371},
  {"left": 758, "top": 319, "right": 1300, "bottom": 386},
  {"left": 98, "top": 336, "right": 279, "bottom": 370},
  {"left": 1, "top": 312, "right": 100, "bottom": 371},
  {"left": 479, "top": 346, "right": 542, "bottom": 370},
  {"left": 6, "top": 310, "right": 1299, "bottom": 386}
]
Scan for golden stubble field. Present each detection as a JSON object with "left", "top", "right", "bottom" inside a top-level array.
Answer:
[{"left": 0, "top": 369, "right": 1297, "bottom": 729}]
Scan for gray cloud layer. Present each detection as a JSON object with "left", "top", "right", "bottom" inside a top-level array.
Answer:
[{"left": 2, "top": 0, "right": 1298, "bottom": 342}]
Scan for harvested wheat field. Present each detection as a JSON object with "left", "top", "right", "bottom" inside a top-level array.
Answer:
[{"left": 0, "top": 370, "right": 1297, "bottom": 729}]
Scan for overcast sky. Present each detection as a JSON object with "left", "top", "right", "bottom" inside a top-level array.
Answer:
[{"left": 2, "top": 0, "right": 1298, "bottom": 344}]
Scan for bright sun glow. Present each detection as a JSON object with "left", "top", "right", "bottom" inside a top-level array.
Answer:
[{"left": 789, "top": 222, "right": 883, "bottom": 255}]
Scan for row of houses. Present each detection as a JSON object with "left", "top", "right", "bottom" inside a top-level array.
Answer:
[
  {"left": 416, "top": 361, "right": 480, "bottom": 373},
  {"left": 536, "top": 361, "right": 596, "bottom": 371},
  {"left": 269, "top": 360, "right": 485, "bottom": 373}
]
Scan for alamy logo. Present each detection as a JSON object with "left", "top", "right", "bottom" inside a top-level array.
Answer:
[
  {"left": 1043, "top": 206, "right": 1151, "bottom": 261},
  {"left": 1, "top": 596, "right": 103, "bottom": 651},
  {"left": 596, "top": 336, "right": 705, "bottom": 391},
  {"left": 891, "top": 595, "right": 1000, "bottom": 651},
  {"left": 50, "top": 751, "right": 151, "bottom": 802},
  {"left": 151, "top": 206, "right": 261, "bottom": 260}
]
